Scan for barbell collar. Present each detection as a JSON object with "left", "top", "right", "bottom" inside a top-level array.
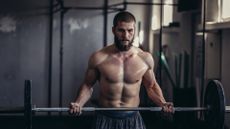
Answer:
[{"left": 226, "top": 106, "right": 230, "bottom": 113}]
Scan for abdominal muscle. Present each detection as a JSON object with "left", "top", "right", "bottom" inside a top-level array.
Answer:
[{"left": 98, "top": 81, "right": 142, "bottom": 108}]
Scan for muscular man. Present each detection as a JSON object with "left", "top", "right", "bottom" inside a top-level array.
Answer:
[{"left": 70, "top": 11, "right": 174, "bottom": 129}]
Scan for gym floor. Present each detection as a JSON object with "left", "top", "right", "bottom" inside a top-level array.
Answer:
[{"left": 0, "top": 112, "right": 206, "bottom": 129}]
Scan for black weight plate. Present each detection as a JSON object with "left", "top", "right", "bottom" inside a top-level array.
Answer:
[
  {"left": 24, "top": 80, "right": 32, "bottom": 129},
  {"left": 204, "top": 80, "right": 225, "bottom": 129}
]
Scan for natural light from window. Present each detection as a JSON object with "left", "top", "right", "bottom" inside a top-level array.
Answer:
[
  {"left": 151, "top": 0, "right": 173, "bottom": 30},
  {"left": 163, "top": 0, "right": 173, "bottom": 26},
  {"left": 206, "top": 0, "right": 230, "bottom": 24},
  {"left": 221, "top": 0, "right": 230, "bottom": 20}
]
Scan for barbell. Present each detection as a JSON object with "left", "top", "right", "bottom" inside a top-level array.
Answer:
[
  {"left": 0, "top": 80, "right": 229, "bottom": 129},
  {"left": 33, "top": 106, "right": 209, "bottom": 112}
]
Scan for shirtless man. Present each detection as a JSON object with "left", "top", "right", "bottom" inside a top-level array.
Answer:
[{"left": 69, "top": 11, "right": 174, "bottom": 129}]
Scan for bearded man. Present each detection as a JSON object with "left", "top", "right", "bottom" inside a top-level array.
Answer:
[{"left": 69, "top": 11, "right": 174, "bottom": 129}]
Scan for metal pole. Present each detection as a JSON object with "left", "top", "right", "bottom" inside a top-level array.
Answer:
[
  {"left": 125, "top": 2, "right": 177, "bottom": 6},
  {"left": 108, "top": 2, "right": 124, "bottom": 8},
  {"left": 158, "top": 0, "right": 163, "bottom": 86},
  {"left": 2, "top": 106, "right": 230, "bottom": 113},
  {"left": 123, "top": 0, "right": 127, "bottom": 10},
  {"left": 59, "top": 8, "right": 65, "bottom": 116},
  {"left": 103, "top": 0, "right": 108, "bottom": 47},
  {"left": 57, "top": 0, "right": 67, "bottom": 115},
  {"left": 33, "top": 107, "right": 209, "bottom": 112},
  {"left": 48, "top": 0, "right": 54, "bottom": 114},
  {"left": 201, "top": 0, "right": 206, "bottom": 109}
]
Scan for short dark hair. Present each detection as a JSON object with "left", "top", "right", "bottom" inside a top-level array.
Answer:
[{"left": 113, "top": 11, "right": 136, "bottom": 27}]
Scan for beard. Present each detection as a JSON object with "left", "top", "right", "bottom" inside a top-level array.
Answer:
[{"left": 114, "top": 36, "right": 134, "bottom": 51}]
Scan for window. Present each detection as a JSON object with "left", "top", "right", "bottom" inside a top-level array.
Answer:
[
  {"left": 204, "top": 0, "right": 230, "bottom": 30},
  {"left": 163, "top": 0, "right": 173, "bottom": 26},
  {"left": 206, "top": 0, "right": 230, "bottom": 23},
  {"left": 151, "top": 0, "right": 173, "bottom": 30},
  {"left": 221, "top": 0, "right": 230, "bottom": 21}
]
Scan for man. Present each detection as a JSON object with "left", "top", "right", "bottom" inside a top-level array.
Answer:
[{"left": 69, "top": 11, "right": 174, "bottom": 129}]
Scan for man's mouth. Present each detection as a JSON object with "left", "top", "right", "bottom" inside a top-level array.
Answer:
[{"left": 122, "top": 40, "right": 129, "bottom": 43}]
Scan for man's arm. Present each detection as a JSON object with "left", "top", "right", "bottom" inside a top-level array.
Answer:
[
  {"left": 143, "top": 71, "right": 166, "bottom": 107},
  {"left": 74, "top": 65, "right": 98, "bottom": 107},
  {"left": 142, "top": 53, "right": 173, "bottom": 113},
  {"left": 142, "top": 53, "right": 166, "bottom": 106},
  {"left": 70, "top": 53, "right": 99, "bottom": 114}
]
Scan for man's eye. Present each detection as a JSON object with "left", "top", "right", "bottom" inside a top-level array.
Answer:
[
  {"left": 128, "top": 30, "right": 133, "bottom": 32},
  {"left": 118, "top": 29, "right": 124, "bottom": 32}
]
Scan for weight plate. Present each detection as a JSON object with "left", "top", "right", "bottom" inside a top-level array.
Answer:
[{"left": 204, "top": 80, "right": 225, "bottom": 129}]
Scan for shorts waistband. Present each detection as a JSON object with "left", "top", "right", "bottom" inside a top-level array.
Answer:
[{"left": 97, "top": 110, "right": 138, "bottom": 119}]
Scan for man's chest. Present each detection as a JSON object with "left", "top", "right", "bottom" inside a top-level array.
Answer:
[{"left": 97, "top": 56, "right": 148, "bottom": 83}]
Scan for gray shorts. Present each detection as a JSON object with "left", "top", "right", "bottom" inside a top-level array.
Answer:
[{"left": 92, "top": 111, "right": 146, "bottom": 129}]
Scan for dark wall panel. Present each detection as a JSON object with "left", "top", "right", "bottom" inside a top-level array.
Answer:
[
  {"left": 0, "top": 0, "right": 152, "bottom": 108},
  {"left": 61, "top": 10, "right": 103, "bottom": 106},
  {"left": 0, "top": 14, "right": 50, "bottom": 107}
]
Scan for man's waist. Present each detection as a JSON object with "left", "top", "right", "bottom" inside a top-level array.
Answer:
[
  {"left": 97, "top": 110, "right": 138, "bottom": 119},
  {"left": 97, "top": 98, "right": 140, "bottom": 108}
]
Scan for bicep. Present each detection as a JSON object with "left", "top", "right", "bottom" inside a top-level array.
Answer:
[
  {"left": 142, "top": 69, "right": 156, "bottom": 88},
  {"left": 83, "top": 67, "right": 99, "bottom": 87},
  {"left": 142, "top": 53, "right": 157, "bottom": 88},
  {"left": 83, "top": 54, "right": 100, "bottom": 87}
]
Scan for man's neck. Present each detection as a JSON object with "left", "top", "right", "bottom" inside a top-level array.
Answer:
[{"left": 112, "top": 44, "right": 134, "bottom": 58}]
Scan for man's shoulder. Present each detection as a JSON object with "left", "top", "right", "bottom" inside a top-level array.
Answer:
[
  {"left": 135, "top": 47, "right": 152, "bottom": 60},
  {"left": 135, "top": 48, "right": 154, "bottom": 68},
  {"left": 89, "top": 45, "right": 112, "bottom": 66}
]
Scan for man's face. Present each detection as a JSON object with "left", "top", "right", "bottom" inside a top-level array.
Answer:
[{"left": 112, "top": 21, "right": 135, "bottom": 51}]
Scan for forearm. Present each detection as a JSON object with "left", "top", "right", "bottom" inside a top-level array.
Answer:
[
  {"left": 146, "top": 83, "right": 166, "bottom": 107},
  {"left": 75, "top": 84, "right": 93, "bottom": 107}
]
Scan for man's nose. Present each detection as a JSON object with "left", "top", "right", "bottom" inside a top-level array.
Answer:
[{"left": 122, "top": 31, "right": 129, "bottom": 40}]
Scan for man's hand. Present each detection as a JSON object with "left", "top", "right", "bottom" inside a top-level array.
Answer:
[
  {"left": 69, "top": 102, "right": 82, "bottom": 116},
  {"left": 162, "top": 102, "right": 174, "bottom": 113},
  {"left": 159, "top": 102, "right": 174, "bottom": 121}
]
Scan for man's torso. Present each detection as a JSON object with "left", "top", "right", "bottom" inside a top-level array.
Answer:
[{"left": 93, "top": 45, "right": 151, "bottom": 107}]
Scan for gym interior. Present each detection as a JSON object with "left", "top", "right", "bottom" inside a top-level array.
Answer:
[{"left": 0, "top": 0, "right": 230, "bottom": 129}]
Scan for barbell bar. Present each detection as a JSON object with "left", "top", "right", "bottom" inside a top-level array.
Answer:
[
  {"left": 33, "top": 106, "right": 209, "bottom": 112},
  {"left": 0, "top": 80, "right": 228, "bottom": 129},
  {"left": 2, "top": 106, "right": 230, "bottom": 114}
]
